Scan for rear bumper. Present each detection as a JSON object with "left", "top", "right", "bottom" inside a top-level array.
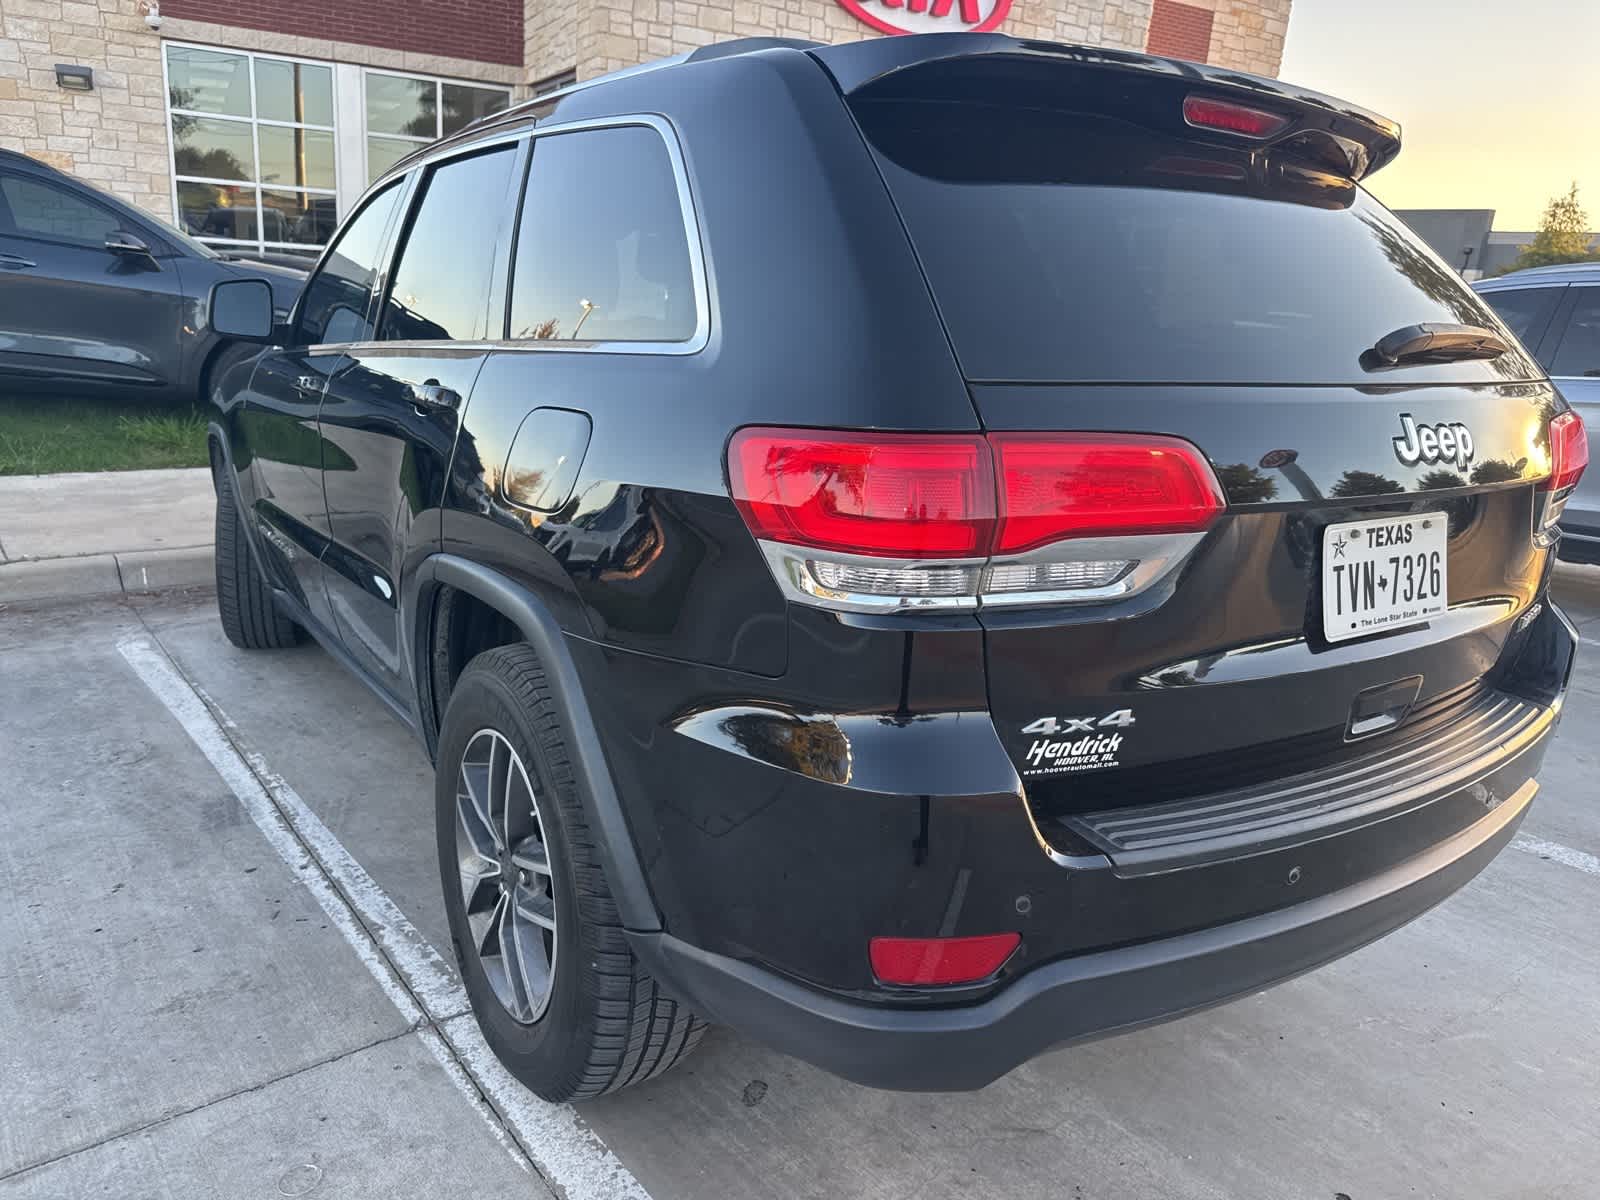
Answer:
[{"left": 632, "top": 776, "right": 1536, "bottom": 1091}]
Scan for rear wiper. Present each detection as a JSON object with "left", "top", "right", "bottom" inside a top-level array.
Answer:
[{"left": 1368, "top": 323, "right": 1508, "bottom": 367}]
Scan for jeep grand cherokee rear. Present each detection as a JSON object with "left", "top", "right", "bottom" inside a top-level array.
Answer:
[
  {"left": 210, "top": 34, "right": 1582, "bottom": 1101},
  {"left": 619, "top": 37, "right": 1581, "bottom": 1091}
]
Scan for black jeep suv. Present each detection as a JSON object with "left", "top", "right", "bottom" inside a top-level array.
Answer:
[{"left": 205, "top": 34, "right": 1585, "bottom": 1100}]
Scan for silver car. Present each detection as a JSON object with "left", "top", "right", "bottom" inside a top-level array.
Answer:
[{"left": 1476, "top": 264, "right": 1600, "bottom": 562}]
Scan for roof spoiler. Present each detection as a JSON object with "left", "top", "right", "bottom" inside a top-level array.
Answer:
[{"left": 810, "top": 34, "right": 1402, "bottom": 181}]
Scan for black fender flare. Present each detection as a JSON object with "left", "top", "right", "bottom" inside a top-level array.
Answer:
[{"left": 406, "top": 554, "right": 662, "bottom": 934}]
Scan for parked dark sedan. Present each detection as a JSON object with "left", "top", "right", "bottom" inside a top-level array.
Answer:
[{"left": 0, "top": 150, "right": 305, "bottom": 404}]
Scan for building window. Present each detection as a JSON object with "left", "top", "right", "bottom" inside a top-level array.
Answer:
[
  {"left": 165, "top": 43, "right": 338, "bottom": 259},
  {"left": 363, "top": 70, "right": 512, "bottom": 183},
  {"left": 532, "top": 69, "right": 577, "bottom": 98}
]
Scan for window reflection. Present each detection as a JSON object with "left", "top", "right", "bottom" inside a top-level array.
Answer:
[
  {"left": 379, "top": 148, "right": 517, "bottom": 342},
  {"left": 509, "top": 127, "right": 696, "bottom": 343}
]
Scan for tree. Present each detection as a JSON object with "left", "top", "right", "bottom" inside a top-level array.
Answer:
[{"left": 1501, "top": 183, "right": 1600, "bottom": 273}]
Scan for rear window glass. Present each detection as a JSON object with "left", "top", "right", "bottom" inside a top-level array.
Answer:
[{"left": 849, "top": 62, "right": 1526, "bottom": 385}]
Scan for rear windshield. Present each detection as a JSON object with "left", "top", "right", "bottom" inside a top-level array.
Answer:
[{"left": 848, "top": 61, "right": 1533, "bottom": 385}]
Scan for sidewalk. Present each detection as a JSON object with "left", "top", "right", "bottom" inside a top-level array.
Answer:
[{"left": 0, "top": 468, "right": 214, "bottom": 604}]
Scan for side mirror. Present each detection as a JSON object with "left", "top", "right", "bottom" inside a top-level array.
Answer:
[
  {"left": 208, "top": 278, "right": 276, "bottom": 342},
  {"left": 105, "top": 231, "right": 153, "bottom": 257}
]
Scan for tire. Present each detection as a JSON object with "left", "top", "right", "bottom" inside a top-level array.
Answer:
[
  {"left": 213, "top": 462, "right": 302, "bottom": 650},
  {"left": 436, "top": 643, "right": 706, "bottom": 1102}
]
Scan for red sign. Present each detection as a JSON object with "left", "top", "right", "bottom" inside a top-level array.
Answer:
[{"left": 835, "top": 0, "right": 1012, "bottom": 36}]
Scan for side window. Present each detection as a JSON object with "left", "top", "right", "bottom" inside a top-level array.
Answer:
[
  {"left": 378, "top": 146, "right": 517, "bottom": 342},
  {"left": 1550, "top": 289, "right": 1600, "bottom": 379},
  {"left": 509, "top": 126, "right": 696, "bottom": 343},
  {"left": 295, "top": 181, "right": 403, "bottom": 346},
  {"left": 0, "top": 172, "right": 124, "bottom": 247},
  {"left": 1480, "top": 286, "right": 1564, "bottom": 353}
]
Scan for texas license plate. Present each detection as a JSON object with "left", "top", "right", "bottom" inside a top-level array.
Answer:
[{"left": 1321, "top": 512, "right": 1447, "bottom": 643}]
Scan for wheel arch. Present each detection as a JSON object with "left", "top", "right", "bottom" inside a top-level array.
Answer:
[{"left": 407, "top": 554, "right": 662, "bottom": 933}]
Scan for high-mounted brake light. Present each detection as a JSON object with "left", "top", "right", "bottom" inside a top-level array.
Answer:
[
  {"left": 869, "top": 933, "right": 1020, "bottom": 987},
  {"left": 1182, "top": 94, "right": 1291, "bottom": 139},
  {"left": 728, "top": 428, "right": 1224, "bottom": 613},
  {"left": 1543, "top": 411, "right": 1589, "bottom": 495}
]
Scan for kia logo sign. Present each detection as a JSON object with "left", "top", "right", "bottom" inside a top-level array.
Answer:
[{"left": 836, "top": 0, "right": 1012, "bottom": 36}]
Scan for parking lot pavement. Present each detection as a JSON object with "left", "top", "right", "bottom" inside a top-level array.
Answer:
[{"left": 3, "top": 574, "right": 1598, "bottom": 1199}]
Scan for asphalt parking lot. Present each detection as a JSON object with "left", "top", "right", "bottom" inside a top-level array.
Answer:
[{"left": 3, "top": 567, "right": 1598, "bottom": 1200}]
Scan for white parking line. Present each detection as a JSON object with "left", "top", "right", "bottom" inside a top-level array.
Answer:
[
  {"left": 1511, "top": 833, "right": 1600, "bottom": 878},
  {"left": 118, "top": 635, "right": 653, "bottom": 1200}
]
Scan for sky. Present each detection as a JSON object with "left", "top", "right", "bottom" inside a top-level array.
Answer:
[{"left": 1278, "top": 0, "right": 1600, "bottom": 231}]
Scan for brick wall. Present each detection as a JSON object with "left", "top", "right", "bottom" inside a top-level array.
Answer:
[
  {"left": 1140, "top": 0, "right": 1291, "bottom": 74},
  {"left": 165, "top": 0, "right": 524, "bottom": 68},
  {"left": 1145, "top": 0, "right": 1212, "bottom": 61}
]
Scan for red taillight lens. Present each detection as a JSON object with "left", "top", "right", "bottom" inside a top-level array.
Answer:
[
  {"left": 1544, "top": 410, "right": 1589, "bottom": 493},
  {"left": 1182, "top": 94, "right": 1291, "bottom": 139},
  {"left": 990, "top": 433, "right": 1225, "bottom": 554},
  {"left": 729, "top": 429, "right": 1223, "bottom": 559},
  {"left": 728, "top": 429, "right": 995, "bottom": 558},
  {"left": 869, "top": 933, "right": 1020, "bottom": 986}
]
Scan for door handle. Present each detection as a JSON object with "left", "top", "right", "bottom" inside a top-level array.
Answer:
[
  {"left": 0, "top": 253, "right": 36, "bottom": 270},
  {"left": 410, "top": 379, "right": 462, "bottom": 413}
]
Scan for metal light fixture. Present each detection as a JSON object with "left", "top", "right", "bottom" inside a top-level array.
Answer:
[{"left": 54, "top": 64, "right": 94, "bottom": 92}]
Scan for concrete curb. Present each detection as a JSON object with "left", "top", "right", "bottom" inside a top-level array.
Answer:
[{"left": 0, "top": 544, "right": 212, "bottom": 605}]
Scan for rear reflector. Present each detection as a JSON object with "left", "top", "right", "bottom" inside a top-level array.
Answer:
[
  {"left": 1543, "top": 410, "right": 1589, "bottom": 494},
  {"left": 869, "top": 933, "right": 1020, "bottom": 986},
  {"left": 1182, "top": 94, "right": 1291, "bottom": 139}
]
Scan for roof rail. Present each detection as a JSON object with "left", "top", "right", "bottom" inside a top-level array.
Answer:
[{"left": 468, "top": 37, "right": 818, "bottom": 135}]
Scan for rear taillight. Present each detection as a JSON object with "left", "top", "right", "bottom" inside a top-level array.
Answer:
[
  {"left": 1182, "top": 94, "right": 1292, "bottom": 139},
  {"left": 869, "top": 933, "right": 1020, "bottom": 987},
  {"left": 1535, "top": 410, "right": 1590, "bottom": 544},
  {"left": 728, "top": 428, "right": 1224, "bottom": 613},
  {"left": 1543, "top": 411, "right": 1589, "bottom": 495},
  {"left": 728, "top": 431, "right": 993, "bottom": 558},
  {"left": 990, "top": 433, "right": 1225, "bottom": 553}
]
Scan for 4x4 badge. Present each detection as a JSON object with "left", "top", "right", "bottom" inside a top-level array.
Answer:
[{"left": 1393, "top": 412, "right": 1475, "bottom": 471}]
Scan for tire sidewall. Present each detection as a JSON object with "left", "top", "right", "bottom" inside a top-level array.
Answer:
[{"left": 435, "top": 655, "right": 595, "bottom": 1094}]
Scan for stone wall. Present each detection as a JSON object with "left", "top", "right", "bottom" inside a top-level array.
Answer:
[
  {"left": 1, "top": 0, "right": 171, "bottom": 221},
  {"left": 1193, "top": 0, "right": 1291, "bottom": 76},
  {"left": 567, "top": 0, "right": 1159, "bottom": 80},
  {"left": 0, "top": 0, "right": 521, "bottom": 224},
  {"left": 0, "top": 0, "right": 1294, "bottom": 231}
]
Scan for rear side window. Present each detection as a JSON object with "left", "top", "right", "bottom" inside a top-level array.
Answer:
[
  {"left": 1550, "top": 288, "right": 1600, "bottom": 378},
  {"left": 380, "top": 146, "right": 518, "bottom": 342},
  {"left": 297, "top": 181, "right": 402, "bottom": 345},
  {"left": 1, "top": 172, "right": 122, "bottom": 247},
  {"left": 508, "top": 126, "right": 696, "bottom": 343},
  {"left": 1479, "top": 286, "right": 1564, "bottom": 351},
  {"left": 848, "top": 59, "right": 1522, "bottom": 385}
]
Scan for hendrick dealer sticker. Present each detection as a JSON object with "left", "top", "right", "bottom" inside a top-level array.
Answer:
[{"left": 1019, "top": 708, "right": 1135, "bottom": 776}]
